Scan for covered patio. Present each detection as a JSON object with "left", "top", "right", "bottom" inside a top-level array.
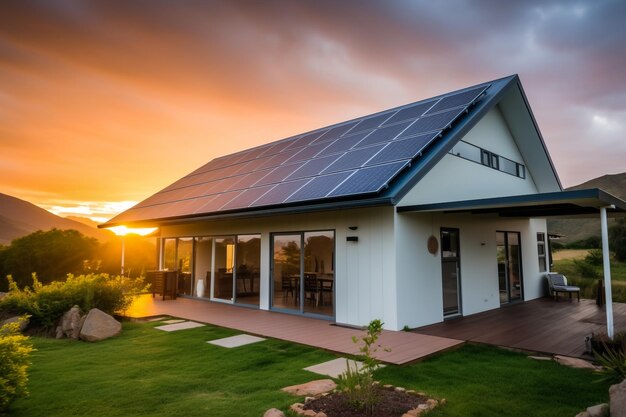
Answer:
[{"left": 413, "top": 297, "right": 626, "bottom": 357}]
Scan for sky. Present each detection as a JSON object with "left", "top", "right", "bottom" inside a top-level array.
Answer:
[{"left": 1, "top": 0, "right": 625, "bottom": 223}]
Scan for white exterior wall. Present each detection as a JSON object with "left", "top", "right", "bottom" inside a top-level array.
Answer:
[
  {"left": 159, "top": 206, "right": 399, "bottom": 329},
  {"left": 400, "top": 106, "right": 539, "bottom": 206},
  {"left": 395, "top": 212, "right": 549, "bottom": 329}
]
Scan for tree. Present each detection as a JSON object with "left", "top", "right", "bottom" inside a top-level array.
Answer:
[
  {"left": 609, "top": 218, "right": 626, "bottom": 262},
  {"left": 0, "top": 229, "right": 98, "bottom": 289}
]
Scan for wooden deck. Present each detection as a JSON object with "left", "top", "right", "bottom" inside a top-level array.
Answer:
[
  {"left": 414, "top": 298, "right": 626, "bottom": 358},
  {"left": 125, "top": 295, "right": 463, "bottom": 365}
]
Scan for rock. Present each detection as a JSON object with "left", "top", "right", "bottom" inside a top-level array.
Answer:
[
  {"left": 610, "top": 380, "right": 626, "bottom": 417},
  {"left": 56, "top": 306, "right": 83, "bottom": 339},
  {"left": 290, "top": 403, "right": 304, "bottom": 413},
  {"left": 302, "top": 410, "right": 316, "bottom": 417},
  {"left": 528, "top": 355, "right": 552, "bottom": 361},
  {"left": 406, "top": 409, "right": 420, "bottom": 416},
  {"left": 575, "top": 412, "right": 590, "bottom": 417},
  {"left": 315, "top": 412, "right": 327, "bottom": 417},
  {"left": 1, "top": 316, "right": 29, "bottom": 331},
  {"left": 263, "top": 408, "right": 285, "bottom": 417},
  {"left": 395, "top": 386, "right": 406, "bottom": 393},
  {"left": 587, "top": 403, "right": 608, "bottom": 417},
  {"left": 281, "top": 379, "right": 337, "bottom": 396},
  {"left": 79, "top": 308, "right": 122, "bottom": 342},
  {"left": 553, "top": 355, "right": 598, "bottom": 370}
]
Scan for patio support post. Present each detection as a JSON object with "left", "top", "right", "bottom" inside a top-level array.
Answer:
[{"left": 600, "top": 206, "right": 614, "bottom": 338}]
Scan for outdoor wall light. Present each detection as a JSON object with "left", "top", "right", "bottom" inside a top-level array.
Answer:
[{"left": 348, "top": 226, "right": 358, "bottom": 230}]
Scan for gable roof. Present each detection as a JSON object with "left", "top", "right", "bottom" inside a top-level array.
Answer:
[{"left": 102, "top": 74, "right": 556, "bottom": 227}]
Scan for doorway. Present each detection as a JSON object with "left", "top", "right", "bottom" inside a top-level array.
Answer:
[
  {"left": 441, "top": 228, "right": 461, "bottom": 317},
  {"left": 497, "top": 231, "right": 523, "bottom": 304}
]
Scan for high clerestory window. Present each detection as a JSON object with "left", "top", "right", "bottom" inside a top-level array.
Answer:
[{"left": 449, "top": 140, "right": 526, "bottom": 179}]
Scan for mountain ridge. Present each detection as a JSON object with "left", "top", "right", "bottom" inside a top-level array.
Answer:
[{"left": 0, "top": 193, "right": 113, "bottom": 245}]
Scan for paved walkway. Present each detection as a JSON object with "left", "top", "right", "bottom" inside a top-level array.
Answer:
[{"left": 125, "top": 295, "right": 463, "bottom": 365}]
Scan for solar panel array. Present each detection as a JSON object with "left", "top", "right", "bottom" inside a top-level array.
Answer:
[{"left": 111, "top": 84, "right": 490, "bottom": 223}]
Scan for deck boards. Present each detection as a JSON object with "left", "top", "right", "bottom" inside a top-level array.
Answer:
[
  {"left": 413, "top": 298, "right": 626, "bottom": 358},
  {"left": 126, "top": 295, "right": 462, "bottom": 365}
]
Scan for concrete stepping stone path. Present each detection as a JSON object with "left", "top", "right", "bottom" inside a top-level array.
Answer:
[
  {"left": 155, "top": 321, "right": 205, "bottom": 332},
  {"left": 207, "top": 334, "right": 266, "bottom": 348}
]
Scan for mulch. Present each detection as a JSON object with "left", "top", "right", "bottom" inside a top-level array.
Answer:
[{"left": 303, "top": 386, "right": 426, "bottom": 417}]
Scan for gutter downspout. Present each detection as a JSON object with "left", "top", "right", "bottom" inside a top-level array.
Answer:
[{"left": 601, "top": 206, "right": 615, "bottom": 338}]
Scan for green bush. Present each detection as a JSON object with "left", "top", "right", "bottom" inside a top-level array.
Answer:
[
  {"left": 0, "top": 317, "right": 34, "bottom": 412},
  {"left": 573, "top": 258, "right": 600, "bottom": 279},
  {"left": 585, "top": 249, "right": 604, "bottom": 266},
  {"left": 0, "top": 273, "right": 147, "bottom": 328}
]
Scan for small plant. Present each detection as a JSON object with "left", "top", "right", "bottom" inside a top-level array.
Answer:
[
  {"left": 0, "top": 316, "right": 34, "bottom": 412},
  {"left": 337, "top": 319, "right": 389, "bottom": 416},
  {"left": 573, "top": 258, "right": 600, "bottom": 279},
  {"left": 595, "top": 345, "right": 626, "bottom": 384}
]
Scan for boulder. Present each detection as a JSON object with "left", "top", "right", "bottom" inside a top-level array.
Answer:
[
  {"left": 553, "top": 355, "right": 598, "bottom": 370},
  {"left": 1, "top": 315, "right": 29, "bottom": 331},
  {"left": 610, "top": 380, "right": 626, "bottom": 417},
  {"left": 586, "top": 403, "right": 608, "bottom": 417},
  {"left": 263, "top": 408, "right": 285, "bottom": 417},
  {"left": 282, "top": 379, "right": 337, "bottom": 396},
  {"left": 56, "top": 306, "right": 83, "bottom": 339},
  {"left": 79, "top": 308, "right": 122, "bottom": 342}
]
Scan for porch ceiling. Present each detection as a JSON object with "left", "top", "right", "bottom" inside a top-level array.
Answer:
[{"left": 397, "top": 188, "right": 626, "bottom": 218}]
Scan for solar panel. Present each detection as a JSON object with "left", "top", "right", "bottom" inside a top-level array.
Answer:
[
  {"left": 382, "top": 101, "right": 436, "bottom": 126},
  {"left": 221, "top": 185, "right": 275, "bottom": 210},
  {"left": 311, "top": 120, "right": 359, "bottom": 144},
  {"left": 316, "top": 131, "right": 371, "bottom": 157},
  {"left": 253, "top": 178, "right": 310, "bottom": 206},
  {"left": 227, "top": 170, "right": 272, "bottom": 191},
  {"left": 286, "top": 171, "right": 353, "bottom": 202},
  {"left": 287, "top": 154, "right": 342, "bottom": 180},
  {"left": 285, "top": 141, "right": 329, "bottom": 164},
  {"left": 425, "top": 85, "right": 488, "bottom": 115},
  {"left": 351, "top": 111, "right": 396, "bottom": 133},
  {"left": 105, "top": 80, "right": 496, "bottom": 224},
  {"left": 365, "top": 133, "right": 439, "bottom": 166},
  {"left": 353, "top": 120, "right": 412, "bottom": 148},
  {"left": 328, "top": 161, "right": 408, "bottom": 196},
  {"left": 322, "top": 145, "right": 386, "bottom": 174},
  {"left": 254, "top": 163, "right": 304, "bottom": 187},
  {"left": 399, "top": 108, "right": 464, "bottom": 138}
]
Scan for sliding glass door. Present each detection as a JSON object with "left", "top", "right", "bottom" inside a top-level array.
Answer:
[
  {"left": 441, "top": 228, "right": 461, "bottom": 317},
  {"left": 271, "top": 231, "right": 334, "bottom": 317}
]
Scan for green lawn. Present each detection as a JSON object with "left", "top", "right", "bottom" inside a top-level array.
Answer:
[{"left": 10, "top": 320, "right": 610, "bottom": 417}]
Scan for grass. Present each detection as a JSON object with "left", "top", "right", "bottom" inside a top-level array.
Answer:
[
  {"left": 8, "top": 321, "right": 612, "bottom": 417},
  {"left": 552, "top": 251, "right": 626, "bottom": 301}
]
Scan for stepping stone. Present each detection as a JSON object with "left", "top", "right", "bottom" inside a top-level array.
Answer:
[
  {"left": 148, "top": 316, "right": 169, "bottom": 322},
  {"left": 282, "top": 379, "right": 337, "bottom": 396},
  {"left": 155, "top": 321, "right": 205, "bottom": 332},
  {"left": 162, "top": 319, "right": 185, "bottom": 324},
  {"left": 207, "top": 334, "right": 266, "bottom": 348},
  {"left": 303, "top": 358, "right": 384, "bottom": 378}
]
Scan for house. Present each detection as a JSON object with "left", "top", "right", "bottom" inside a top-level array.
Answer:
[{"left": 101, "top": 74, "right": 626, "bottom": 331}]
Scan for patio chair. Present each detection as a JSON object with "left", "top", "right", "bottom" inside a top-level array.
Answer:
[{"left": 546, "top": 273, "right": 580, "bottom": 301}]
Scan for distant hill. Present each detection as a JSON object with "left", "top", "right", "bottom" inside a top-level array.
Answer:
[
  {"left": 66, "top": 216, "right": 101, "bottom": 228},
  {"left": 548, "top": 172, "right": 626, "bottom": 243},
  {"left": 0, "top": 193, "right": 113, "bottom": 245}
]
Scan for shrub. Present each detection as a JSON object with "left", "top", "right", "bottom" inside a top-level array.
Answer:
[
  {"left": 595, "top": 344, "right": 626, "bottom": 384},
  {"left": 0, "top": 317, "right": 34, "bottom": 412},
  {"left": 585, "top": 249, "right": 604, "bottom": 266},
  {"left": 573, "top": 258, "right": 600, "bottom": 279},
  {"left": 0, "top": 273, "right": 147, "bottom": 328},
  {"left": 610, "top": 219, "right": 626, "bottom": 262},
  {"left": 337, "top": 319, "right": 389, "bottom": 416}
]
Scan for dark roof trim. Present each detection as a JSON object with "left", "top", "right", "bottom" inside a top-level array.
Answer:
[
  {"left": 100, "top": 195, "right": 396, "bottom": 228},
  {"left": 397, "top": 188, "right": 626, "bottom": 218}
]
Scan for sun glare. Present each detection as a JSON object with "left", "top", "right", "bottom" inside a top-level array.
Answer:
[{"left": 106, "top": 225, "right": 158, "bottom": 236}]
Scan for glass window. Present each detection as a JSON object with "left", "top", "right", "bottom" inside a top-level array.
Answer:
[
  {"left": 481, "top": 150, "right": 491, "bottom": 166},
  {"left": 272, "top": 234, "right": 301, "bottom": 312},
  {"left": 303, "top": 231, "right": 335, "bottom": 315},
  {"left": 194, "top": 237, "right": 212, "bottom": 298},
  {"left": 176, "top": 238, "right": 194, "bottom": 295},
  {"left": 236, "top": 234, "right": 261, "bottom": 306},
  {"left": 500, "top": 157, "right": 518, "bottom": 176},
  {"left": 537, "top": 233, "right": 547, "bottom": 272},
  {"left": 214, "top": 237, "right": 235, "bottom": 300},
  {"left": 163, "top": 238, "right": 177, "bottom": 270}
]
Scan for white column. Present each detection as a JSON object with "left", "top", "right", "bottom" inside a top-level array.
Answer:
[{"left": 601, "top": 206, "right": 614, "bottom": 338}]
